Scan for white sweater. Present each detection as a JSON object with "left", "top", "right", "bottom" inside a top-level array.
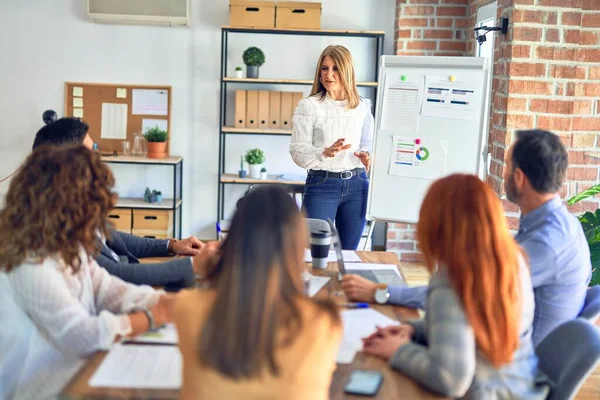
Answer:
[
  {"left": 290, "top": 94, "right": 374, "bottom": 173},
  {"left": 0, "top": 249, "right": 162, "bottom": 400}
]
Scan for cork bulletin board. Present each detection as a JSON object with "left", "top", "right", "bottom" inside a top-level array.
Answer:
[{"left": 64, "top": 82, "right": 172, "bottom": 154}]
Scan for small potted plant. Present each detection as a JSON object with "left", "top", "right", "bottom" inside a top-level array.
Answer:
[
  {"left": 152, "top": 190, "right": 163, "bottom": 203},
  {"left": 235, "top": 66, "right": 244, "bottom": 79},
  {"left": 238, "top": 155, "right": 247, "bottom": 178},
  {"left": 260, "top": 167, "right": 267, "bottom": 180},
  {"left": 242, "top": 47, "right": 265, "bottom": 79},
  {"left": 143, "top": 125, "right": 168, "bottom": 159},
  {"left": 245, "top": 148, "right": 265, "bottom": 179},
  {"left": 143, "top": 187, "right": 152, "bottom": 203}
]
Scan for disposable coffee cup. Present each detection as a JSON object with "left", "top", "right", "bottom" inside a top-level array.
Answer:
[{"left": 310, "top": 230, "right": 331, "bottom": 269}]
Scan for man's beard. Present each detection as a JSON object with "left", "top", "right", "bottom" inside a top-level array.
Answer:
[{"left": 505, "top": 172, "right": 520, "bottom": 203}]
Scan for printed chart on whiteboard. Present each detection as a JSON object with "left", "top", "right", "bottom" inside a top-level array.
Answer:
[
  {"left": 421, "top": 76, "right": 477, "bottom": 120},
  {"left": 380, "top": 75, "right": 422, "bottom": 132},
  {"left": 389, "top": 136, "right": 448, "bottom": 181}
]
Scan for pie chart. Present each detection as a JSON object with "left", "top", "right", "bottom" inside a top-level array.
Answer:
[{"left": 415, "top": 146, "right": 429, "bottom": 161}]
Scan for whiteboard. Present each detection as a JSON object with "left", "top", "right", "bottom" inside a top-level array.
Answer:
[{"left": 366, "top": 56, "right": 490, "bottom": 224}]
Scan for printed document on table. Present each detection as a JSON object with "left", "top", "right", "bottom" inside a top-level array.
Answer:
[
  {"left": 421, "top": 76, "right": 477, "bottom": 120},
  {"left": 337, "top": 309, "right": 399, "bottom": 364},
  {"left": 125, "top": 323, "right": 178, "bottom": 345},
  {"left": 303, "top": 249, "right": 362, "bottom": 263},
  {"left": 89, "top": 344, "right": 181, "bottom": 389},
  {"left": 380, "top": 75, "right": 422, "bottom": 132},
  {"left": 306, "top": 274, "right": 331, "bottom": 297}
]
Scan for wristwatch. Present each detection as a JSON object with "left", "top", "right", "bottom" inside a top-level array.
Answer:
[
  {"left": 143, "top": 309, "right": 156, "bottom": 331},
  {"left": 374, "top": 285, "right": 390, "bottom": 304}
]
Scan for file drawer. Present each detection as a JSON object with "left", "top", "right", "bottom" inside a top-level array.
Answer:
[
  {"left": 132, "top": 210, "right": 173, "bottom": 231},
  {"left": 107, "top": 209, "right": 132, "bottom": 233}
]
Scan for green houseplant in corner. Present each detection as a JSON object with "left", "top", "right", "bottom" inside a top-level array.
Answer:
[
  {"left": 567, "top": 184, "right": 600, "bottom": 286},
  {"left": 243, "top": 47, "right": 265, "bottom": 79},
  {"left": 143, "top": 125, "right": 168, "bottom": 159},
  {"left": 245, "top": 148, "right": 265, "bottom": 179}
]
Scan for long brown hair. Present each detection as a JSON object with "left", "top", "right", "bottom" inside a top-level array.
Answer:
[
  {"left": 417, "top": 174, "right": 522, "bottom": 367},
  {"left": 199, "top": 185, "right": 339, "bottom": 378},
  {"left": 0, "top": 145, "right": 115, "bottom": 272},
  {"left": 310, "top": 45, "right": 360, "bottom": 109}
]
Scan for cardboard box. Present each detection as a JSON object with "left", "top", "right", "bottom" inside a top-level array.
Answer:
[
  {"left": 280, "top": 92, "right": 293, "bottom": 129},
  {"left": 107, "top": 209, "right": 132, "bottom": 233},
  {"left": 269, "top": 91, "right": 281, "bottom": 129},
  {"left": 246, "top": 90, "right": 259, "bottom": 129},
  {"left": 132, "top": 210, "right": 173, "bottom": 231},
  {"left": 230, "top": 0, "right": 275, "bottom": 28},
  {"left": 276, "top": 2, "right": 321, "bottom": 30}
]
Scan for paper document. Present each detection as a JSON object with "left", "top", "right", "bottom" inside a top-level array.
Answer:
[
  {"left": 89, "top": 344, "right": 181, "bottom": 389},
  {"left": 303, "top": 249, "right": 362, "bottom": 263},
  {"left": 73, "top": 108, "right": 84, "bottom": 118},
  {"left": 421, "top": 76, "right": 477, "bottom": 120},
  {"left": 73, "top": 98, "right": 83, "bottom": 108},
  {"left": 337, "top": 309, "right": 399, "bottom": 364},
  {"left": 306, "top": 274, "right": 331, "bottom": 297},
  {"left": 126, "top": 323, "right": 178, "bottom": 345},
  {"left": 116, "top": 88, "right": 127, "bottom": 99},
  {"left": 388, "top": 136, "right": 448, "bottom": 181},
  {"left": 101, "top": 103, "right": 128, "bottom": 140},
  {"left": 132, "top": 89, "right": 168, "bottom": 116},
  {"left": 73, "top": 86, "right": 83, "bottom": 97},
  {"left": 380, "top": 76, "right": 422, "bottom": 132},
  {"left": 142, "top": 118, "right": 168, "bottom": 134},
  {"left": 343, "top": 263, "right": 404, "bottom": 286}
]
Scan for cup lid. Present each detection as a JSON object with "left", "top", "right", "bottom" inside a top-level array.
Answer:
[{"left": 311, "top": 229, "right": 331, "bottom": 238}]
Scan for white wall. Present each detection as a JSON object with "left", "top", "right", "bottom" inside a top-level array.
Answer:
[{"left": 0, "top": 0, "right": 395, "bottom": 238}]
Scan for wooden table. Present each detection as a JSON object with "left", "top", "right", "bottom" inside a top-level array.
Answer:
[{"left": 61, "top": 252, "right": 445, "bottom": 399}]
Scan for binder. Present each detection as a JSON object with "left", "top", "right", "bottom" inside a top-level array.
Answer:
[
  {"left": 292, "top": 92, "right": 303, "bottom": 114},
  {"left": 258, "top": 90, "right": 270, "bottom": 130},
  {"left": 280, "top": 92, "right": 293, "bottom": 129},
  {"left": 269, "top": 91, "right": 281, "bottom": 129},
  {"left": 234, "top": 90, "right": 246, "bottom": 128},
  {"left": 246, "top": 90, "right": 259, "bottom": 129}
]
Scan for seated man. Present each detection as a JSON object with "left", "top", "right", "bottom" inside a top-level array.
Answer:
[
  {"left": 33, "top": 116, "right": 203, "bottom": 290},
  {"left": 342, "top": 129, "right": 591, "bottom": 345}
]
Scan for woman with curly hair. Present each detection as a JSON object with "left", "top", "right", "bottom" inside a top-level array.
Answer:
[{"left": 0, "top": 145, "right": 177, "bottom": 399}]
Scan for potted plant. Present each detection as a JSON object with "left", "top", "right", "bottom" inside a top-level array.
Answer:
[
  {"left": 242, "top": 47, "right": 265, "bottom": 79},
  {"left": 245, "top": 148, "right": 265, "bottom": 179},
  {"left": 144, "top": 187, "right": 152, "bottom": 203},
  {"left": 238, "top": 155, "right": 247, "bottom": 178},
  {"left": 152, "top": 190, "right": 163, "bottom": 203},
  {"left": 260, "top": 167, "right": 267, "bottom": 180},
  {"left": 143, "top": 126, "right": 168, "bottom": 159},
  {"left": 235, "top": 66, "right": 244, "bottom": 79}
]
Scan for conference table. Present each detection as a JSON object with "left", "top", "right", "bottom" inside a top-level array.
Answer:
[{"left": 61, "top": 251, "right": 446, "bottom": 399}]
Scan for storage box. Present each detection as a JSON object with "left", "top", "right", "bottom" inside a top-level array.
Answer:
[
  {"left": 131, "top": 229, "right": 171, "bottom": 240},
  {"left": 132, "top": 209, "right": 173, "bottom": 231},
  {"left": 276, "top": 2, "right": 321, "bottom": 30},
  {"left": 107, "top": 209, "right": 132, "bottom": 233},
  {"left": 229, "top": 0, "right": 275, "bottom": 28}
]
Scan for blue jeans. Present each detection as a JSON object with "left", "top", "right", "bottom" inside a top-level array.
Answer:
[{"left": 302, "top": 170, "right": 369, "bottom": 250}]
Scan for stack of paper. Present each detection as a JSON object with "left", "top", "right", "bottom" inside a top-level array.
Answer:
[
  {"left": 89, "top": 344, "right": 181, "bottom": 389},
  {"left": 336, "top": 309, "right": 399, "bottom": 364},
  {"left": 303, "top": 249, "right": 362, "bottom": 263}
]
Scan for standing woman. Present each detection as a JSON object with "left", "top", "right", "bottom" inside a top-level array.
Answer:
[{"left": 290, "top": 45, "right": 374, "bottom": 250}]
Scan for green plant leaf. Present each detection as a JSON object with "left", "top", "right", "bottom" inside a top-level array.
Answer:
[
  {"left": 567, "top": 184, "right": 600, "bottom": 206},
  {"left": 242, "top": 47, "right": 265, "bottom": 67},
  {"left": 244, "top": 148, "right": 265, "bottom": 165},
  {"left": 143, "top": 126, "right": 168, "bottom": 142}
]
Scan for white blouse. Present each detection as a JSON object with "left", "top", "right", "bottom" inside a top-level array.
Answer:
[
  {"left": 290, "top": 94, "right": 374, "bottom": 173},
  {"left": 0, "top": 249, "right": 162, "bottom": 399}
]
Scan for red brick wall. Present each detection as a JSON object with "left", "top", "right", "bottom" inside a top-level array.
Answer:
[{"left": 387, "top": 0, "right": 600, "bottom": 261}]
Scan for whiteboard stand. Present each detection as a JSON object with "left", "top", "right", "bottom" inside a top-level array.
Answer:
[{"left": 363, "top": 220, "right": 376, "bottom": 251}]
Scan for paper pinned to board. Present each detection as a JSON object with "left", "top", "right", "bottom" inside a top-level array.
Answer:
[
  {"left": 388, "top": 136, "right": 448, "bottom": 181},
  {"left": 73, "top": 86, "right": 83, "bottom": 97},
  {"left": 132, "top": 89, "right": 168, "bottom": 116},
  {"left": 101, "top": 103, "right": 128, "bottom": 140},
  {"left": 380, "top": 75, "right": 422, "bottom": 132},
  {"left": 142, "top": 118, "right": 168, "bottom": 134},
  {"left": 89, "top": 344, "right": 181, "bottom": 389},
  {"left": 421, "top": 76, "right": 477, "bottom": 120},
  {"left": 116, "top": 88, "right": 127, "bottom": 99},
  {"left": 73, "top": 108, "right": 84, "bottom": 118},
  {"left": 73, "top": 98, "right": 83, "bottom": 108},
  {"left": 337, "top": 309, "right": 400, "bottom": 364}
]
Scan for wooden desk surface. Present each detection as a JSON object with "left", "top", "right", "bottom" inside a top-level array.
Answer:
[{"left": 62, "top": 251, "right": 445, "bottom": 400}]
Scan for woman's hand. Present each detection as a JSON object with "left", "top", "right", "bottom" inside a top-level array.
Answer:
[
  {"left": 362, "top": 334, "right": 411, "bottom": 360},
  {"left": 323, "top": 138, "right": 352, "bottom": 158},
  {"left": 151, "top": 293, "right": 177, "bottom": 327},
  {"left": 362, "top": 324, "right": 415, "bottom": 344},
  {"left": 354, "top": 151, "right": 371, "bottom": 172},
  {"left": 192, "top": 241, "right": 221, "bottom": 276}
]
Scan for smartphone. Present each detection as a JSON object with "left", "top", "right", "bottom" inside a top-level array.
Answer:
[{"left": 344, "top": 370, "right": 383, "bottom": 396}]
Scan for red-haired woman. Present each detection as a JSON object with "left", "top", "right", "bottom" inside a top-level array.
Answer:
[{"left": 362, "top": 174, "right": 549, "bottom": 399}]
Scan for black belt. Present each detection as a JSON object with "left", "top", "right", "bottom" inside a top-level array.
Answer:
[{"left": 308, "top": 168, "right": 365, "bottom": 180}]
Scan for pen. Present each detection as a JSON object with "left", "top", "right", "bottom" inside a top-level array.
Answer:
[
  {"left": 341, "top": 302, "right": 369, "bottom": 309},
  {"left": 216, "top": 222, "right": 221, "bottom": 238}
]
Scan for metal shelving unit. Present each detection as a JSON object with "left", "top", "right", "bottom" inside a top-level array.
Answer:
[
  {"left": 217, "top": 25, "right": 385, "bottom": 223},
  {"left": 102, "top": 155, "right": 183, "bottom": 239}
]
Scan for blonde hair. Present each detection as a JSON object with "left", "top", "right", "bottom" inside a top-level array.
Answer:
[{"left": 310, "top": 45, "right": 360, "bottom": 109}]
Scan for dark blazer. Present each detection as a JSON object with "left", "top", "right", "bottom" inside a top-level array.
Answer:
[{"left": 95, "top": 228, "right": 196, "bottom": 290}]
